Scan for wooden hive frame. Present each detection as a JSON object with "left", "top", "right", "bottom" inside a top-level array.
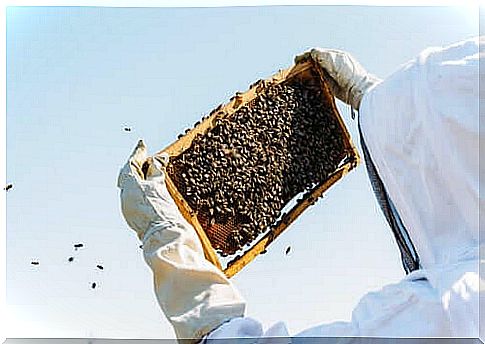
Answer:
[{"left": 157, "top": 59, "right": 360, "bottom": 277}]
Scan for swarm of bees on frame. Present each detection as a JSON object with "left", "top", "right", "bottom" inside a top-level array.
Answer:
[{"left": 167, "top": 75, "right": 347, "bottom": 256}]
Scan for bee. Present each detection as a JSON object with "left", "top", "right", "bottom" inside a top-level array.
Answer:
[
  {"left": 31, "top": 261, "right": 39, "bottom": 265},
  {"left": 68, "top": 257, "right": 74, "bottom": 262},
  {"left": 96, "top": 265, "right": 104, "bottom": 270},
  {"left": 74, "top": 243, "right": 84, "bottom": 250},
  {"left": 4, "top": 184, "right": 13, "bottom": 191},
  {"left": 222, "top": 148, "right": 241, "bottom": 159},
  {"left": 123, "top": 127, "right": 132, "bottom": 132},
  {"left": 285, "top": 246, "right": 291, "bottom": 255},
  {"left": 91, "top": 282, "right": 97, "bottom": 289}
]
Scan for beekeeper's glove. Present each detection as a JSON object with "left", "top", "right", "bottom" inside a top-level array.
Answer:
[
  {"left": 295, "top": 48, "right": 381, "bottom": 110},
  {"left": 117, "top": 140, "right": 246, "bottom": 343}
]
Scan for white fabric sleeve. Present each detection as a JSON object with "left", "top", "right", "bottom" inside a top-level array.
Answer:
[
  {"left": 203, "top": 317, "right": 290, "bottom": 343},
  {"left": 142, "top": 222, "right": 247, "bottom": 342},
  {"left": 204, "top": 273, "right": 451, "bottom": 340}
]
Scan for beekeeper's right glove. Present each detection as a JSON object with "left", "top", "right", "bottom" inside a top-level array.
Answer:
[
  {"left": 117, "top": 140, "right": 246, "bottom": 343},
  {"left": 295, "top": 48, "right": 382, "bottom": 110}
]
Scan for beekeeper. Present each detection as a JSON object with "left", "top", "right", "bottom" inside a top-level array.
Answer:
[{"left": 117, "top": 36, "right": 480, "bottom": 342}]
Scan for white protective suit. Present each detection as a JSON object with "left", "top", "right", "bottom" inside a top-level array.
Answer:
[{"left": 118, "top": 37, "right": 481, "bottom": 343}]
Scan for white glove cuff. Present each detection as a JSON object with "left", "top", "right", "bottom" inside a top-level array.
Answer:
[
  {"left": 309, "top": 48, "right": 382, "bottom": 110},
  {"left": 351, "top": 73, "right": 382, "bottom": 110}
]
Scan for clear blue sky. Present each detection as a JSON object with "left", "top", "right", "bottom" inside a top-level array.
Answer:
[{"left": 6, "top": 5, "right": 477, "bottom": 339}]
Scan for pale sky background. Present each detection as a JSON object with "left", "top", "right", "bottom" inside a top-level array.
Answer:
[{"left": 5, "top": 4, "right": 478, "bottom": 340}]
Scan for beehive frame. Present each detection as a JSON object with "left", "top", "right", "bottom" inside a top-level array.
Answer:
[{"left": 157, "top": 59, "right": 360, "bottom": 277}]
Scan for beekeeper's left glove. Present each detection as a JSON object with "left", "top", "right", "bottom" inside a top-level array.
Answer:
[
  {"left": 295, "top": 48, "right": 381, "bottom": 110},
  {"left": 117, "top": 140, "right": 246, "bottom": 343}
]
